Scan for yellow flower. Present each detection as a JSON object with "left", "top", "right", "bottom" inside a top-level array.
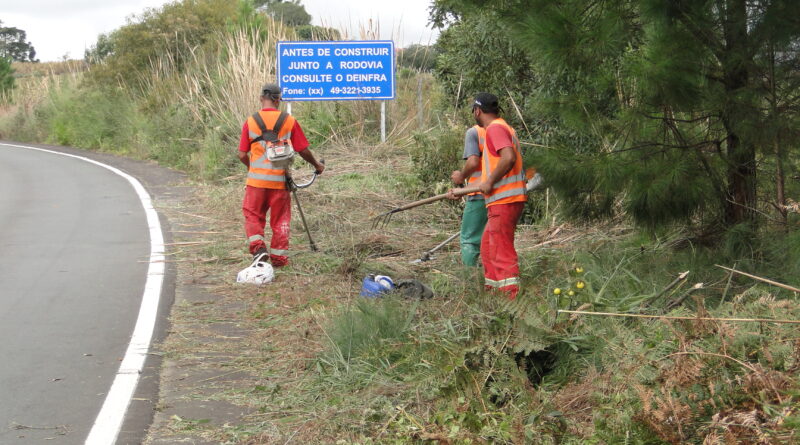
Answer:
[
  {"left": 553, "top": 288, "right": 562, "bottom": 295},
  {"left": 568, "top": 290, "right": 575, "bottom": 296},
  {"left": 576, "top": 281, "right": 585, "bottom": 289},
  {"left": 575, "top": 267, "right": 584, "bottom": 274}
]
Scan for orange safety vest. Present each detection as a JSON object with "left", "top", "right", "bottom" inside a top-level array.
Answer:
[
  {"left": 245, "top": 110, "right": 296, "bottom": 189},
  {"left": 467, "top": 125, "right": 486, "bottom": 198},
  {"left": 481, "top": 118, "right": 527, "bottom": 207}
]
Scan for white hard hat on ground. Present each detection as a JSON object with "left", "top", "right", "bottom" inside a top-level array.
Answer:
[{"left": 236, "top": 255, "right": 275, "bottom": 285}]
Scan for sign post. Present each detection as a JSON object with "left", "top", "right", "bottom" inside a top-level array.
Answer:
[
  {"left": 277, "top": 40, "right": 395, "bottom": 143},
  {"left": 381, "top": 101, "right": 386, "bottom": 142}
]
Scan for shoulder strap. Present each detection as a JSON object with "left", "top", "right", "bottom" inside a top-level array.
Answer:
[
  {"left": 250, "top": 111, "right": 291, "bottom": 144},
  {"left": 272, "top": 112, "right": 291, "bottom": 138},
  {"left": 250, "top": 112, "right": 272, "bottom": 143}
]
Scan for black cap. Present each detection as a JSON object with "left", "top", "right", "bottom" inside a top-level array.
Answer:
[
  {"left": 473, "top": 92, "right": 501, "bottom": 114},
  {"left": 261, "top": 83, "right": 281, "bottom": 100}
]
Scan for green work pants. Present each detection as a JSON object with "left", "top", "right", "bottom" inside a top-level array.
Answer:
[{"left": 460, "top": 198, "right": 488, "bottom": 267}]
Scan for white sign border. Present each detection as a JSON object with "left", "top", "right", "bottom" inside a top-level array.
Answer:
[{"left": 276, "top": 39, "right": 396, "bottom": 101}]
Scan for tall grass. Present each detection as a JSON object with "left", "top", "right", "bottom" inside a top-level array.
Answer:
[
  {"left": 11, "top": 60, "right": 88, "bottom": 78},
  {"left": 319, "top": 297, "right": 418, "bottom": 370},
  {"left": 144, "top": 24, "right": 288, "bottom": 132},
  {"left": 0, "top": 69, "right": 79, "bottom": 141}
]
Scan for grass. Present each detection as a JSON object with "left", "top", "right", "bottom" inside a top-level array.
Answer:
[
  {"left": 147, "top": 131, "right": 800, "bottom": 444},
  {"left": 2, "top": 8, "right": 799, "bottom": 445},
  {"left": 10, "top": 60, "right": 88, "bottom": 78}
]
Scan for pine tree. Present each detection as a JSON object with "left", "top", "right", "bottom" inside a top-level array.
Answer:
[{"left": 432, "top": 0, "right": 800, "bottom": 237}]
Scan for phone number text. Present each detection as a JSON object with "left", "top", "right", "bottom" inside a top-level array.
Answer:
[{"left": 329, "top": 86, "right": 382, "bottom": 95}]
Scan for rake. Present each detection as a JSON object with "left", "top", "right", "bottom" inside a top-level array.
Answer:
[
  {"left": 410, "top": 232, "right": 460, "bottom": 263},
  {"left": 371, "top": 186, "right": 480, "bottom": 229}
]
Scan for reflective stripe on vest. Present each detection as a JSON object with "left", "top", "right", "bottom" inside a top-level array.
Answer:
[
  {"left": 247, "top": 152, "right": 287, "bottom": 184},
  {"left": 481, "top": 118, "right": 526, "bottom": 207},
  {"left": 246, "top": 110, "right": 295, "bottom": 189},
  {"left": 248, "top": 172, "right": 287, "bottom": 183},
  {"left": 467, "top": 125, "right": 486, "bottom": 197},
  {"left": 493, "top": 172, "right": 527, "bottom": 189}
]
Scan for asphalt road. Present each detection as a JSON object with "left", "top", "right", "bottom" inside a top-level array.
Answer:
[{"left": 0, "top": 143, "right": 176, "bottom": 444}]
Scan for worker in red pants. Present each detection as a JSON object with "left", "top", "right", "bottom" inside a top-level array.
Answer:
[
  {"left": 472, "top": 93, "right": 527, "bottom": 299},
  {"left": 238, "top": 83, "right": 324, "bottom": 267}
]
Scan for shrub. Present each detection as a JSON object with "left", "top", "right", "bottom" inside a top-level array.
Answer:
[
  {"left": 45, "top": 85, "right": 138, "bottom": 153},
  {"left": 410, "top": 123, "right": 464, "bottom": 188},
  {"left": 87, "top": 0, "right": 239, "bottom": 87},
  {"left": 0, "top": 57, "right": 14, "bottom": 95},
  {"left": 321, "top": 297, "right": 417, "bottom": 365}
]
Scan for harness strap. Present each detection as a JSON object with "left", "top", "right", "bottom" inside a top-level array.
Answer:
[{"left": 250, "top": 111, "right": 290, "bottom": 144}]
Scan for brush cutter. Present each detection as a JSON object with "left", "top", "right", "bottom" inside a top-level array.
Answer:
[
  {"left": 372, "top": 185, "right": 480, "bottom": 229},
  {"left": 287, "top": 160, "right": 324, "bottom": 252}
]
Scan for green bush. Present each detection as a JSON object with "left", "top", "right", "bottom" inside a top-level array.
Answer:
[
  {"left": 397, "top": 44, "right": 438, "bottom": 72},
  {"left": 138, "top": 104, "right": 197, "bottom": 169},
  {"left": 0, "top": 57, "right": 14, "bottom": 94},
  {"left": 191, "top": 122, "right": 241, "bottom": 181},
  {"left": 410, "top": 124, "right": 464, "bottom": 187},
  {"left": 86, "top": 0, "right": 239, "bottom": 87},
  {"left": 44, "top": 85, "right": 138, "bottom": 153},
  {"left": 294, "top": 25, "right": 340, "bottom": 41},
  {"left": 293, "top": 101, "right": 354, "bottom": 148}
]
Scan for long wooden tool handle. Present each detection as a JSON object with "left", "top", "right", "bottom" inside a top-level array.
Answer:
[
  {"left": 394, "top": 186, "right": 480, "bottom": 212},
  {"left": 715, "top": 264, "right": 800, "bottom": 293}
]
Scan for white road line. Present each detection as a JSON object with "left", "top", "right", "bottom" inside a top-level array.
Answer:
[{"left": 1, "top": 143, "right": 165, "bottom": 445}]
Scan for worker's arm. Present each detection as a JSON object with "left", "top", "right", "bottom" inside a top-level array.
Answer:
[
  {"left": 238, "top": 151, "right": 250, "bottom": 167},
  {"left": 447, "top": 155, "right": 483, "bottom": 200},
  {"left": 478, "top": 146, "right": 515, "bottom": 195},
  {"left": 237, "top": 122, "right": 251, "bottom": 167},
  {"left": 298, "top": 149, "right": 325, "bottom": 174},
  {"left": 451, "top": 155, "right": 481, "bottom": 185}
]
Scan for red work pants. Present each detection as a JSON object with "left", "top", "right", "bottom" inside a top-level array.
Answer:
[
  {"left": 481, "top": 201, "right": 524, "bottom": 299},
  {"left": 242, "top": 185, "right": 291, "bottom": 267}
]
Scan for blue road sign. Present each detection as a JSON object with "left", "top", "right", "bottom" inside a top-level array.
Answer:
[{"left": 277, "top": 40, "right": 395, "bottom": 101}]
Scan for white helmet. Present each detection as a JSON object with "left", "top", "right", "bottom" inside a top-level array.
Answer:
[
  {"left": 236, "top": 259, "right": 274, "bottom": 285},
  {"left": 374, "top": 275, "right": 395, "bottom": 290}
]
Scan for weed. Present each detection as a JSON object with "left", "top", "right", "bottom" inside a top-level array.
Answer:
[{"left": 319, "top": 297, "right": 418, "bottom": 370}]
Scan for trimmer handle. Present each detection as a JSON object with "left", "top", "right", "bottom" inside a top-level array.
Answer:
[
  {"left": 294, "top": 158, "right": 325, "bottom": 189},
  {"left": 314, "top": 158, "right": 326, "bottom": 175}
]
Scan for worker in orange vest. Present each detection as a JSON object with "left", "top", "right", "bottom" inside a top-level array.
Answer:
[
  {"left": 237, "top": 83, "right": 325, "bottom": 268},
  {"left": 464, "top": 92, "right": 527, "bottom": 299},
  {"left": 450, "top": 125, "right": 488, "bottom": 266}
]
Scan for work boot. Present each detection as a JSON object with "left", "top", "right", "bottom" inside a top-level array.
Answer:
[{"left": 252, "top": 247, "right": 269, "bottom": 265}]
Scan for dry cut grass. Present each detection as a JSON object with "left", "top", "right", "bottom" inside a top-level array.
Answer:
[{"left": 145, "top": 134, "right": 463, "bottom": 442}]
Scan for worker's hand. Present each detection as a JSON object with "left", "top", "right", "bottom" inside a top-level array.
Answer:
[
  {"left": 478, "top": 180, "right": 493, "bottom": 195},
  {"left": 451, "top": 170, "right": 465, "bottom": 186},
  {"left": 446, "top": 188, "right": 460, "bottom": 200},
  {"left": 314, "top": 161, "right": 325, "bottom": 175}
]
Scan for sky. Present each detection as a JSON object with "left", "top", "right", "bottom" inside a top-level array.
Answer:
[{"left": 0, "top": 0, "right": 440, "bottom": 62}]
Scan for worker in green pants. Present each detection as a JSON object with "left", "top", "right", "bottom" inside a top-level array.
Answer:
[{"left": 451, "top": 125, "right": 488, "bottom": 266}]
